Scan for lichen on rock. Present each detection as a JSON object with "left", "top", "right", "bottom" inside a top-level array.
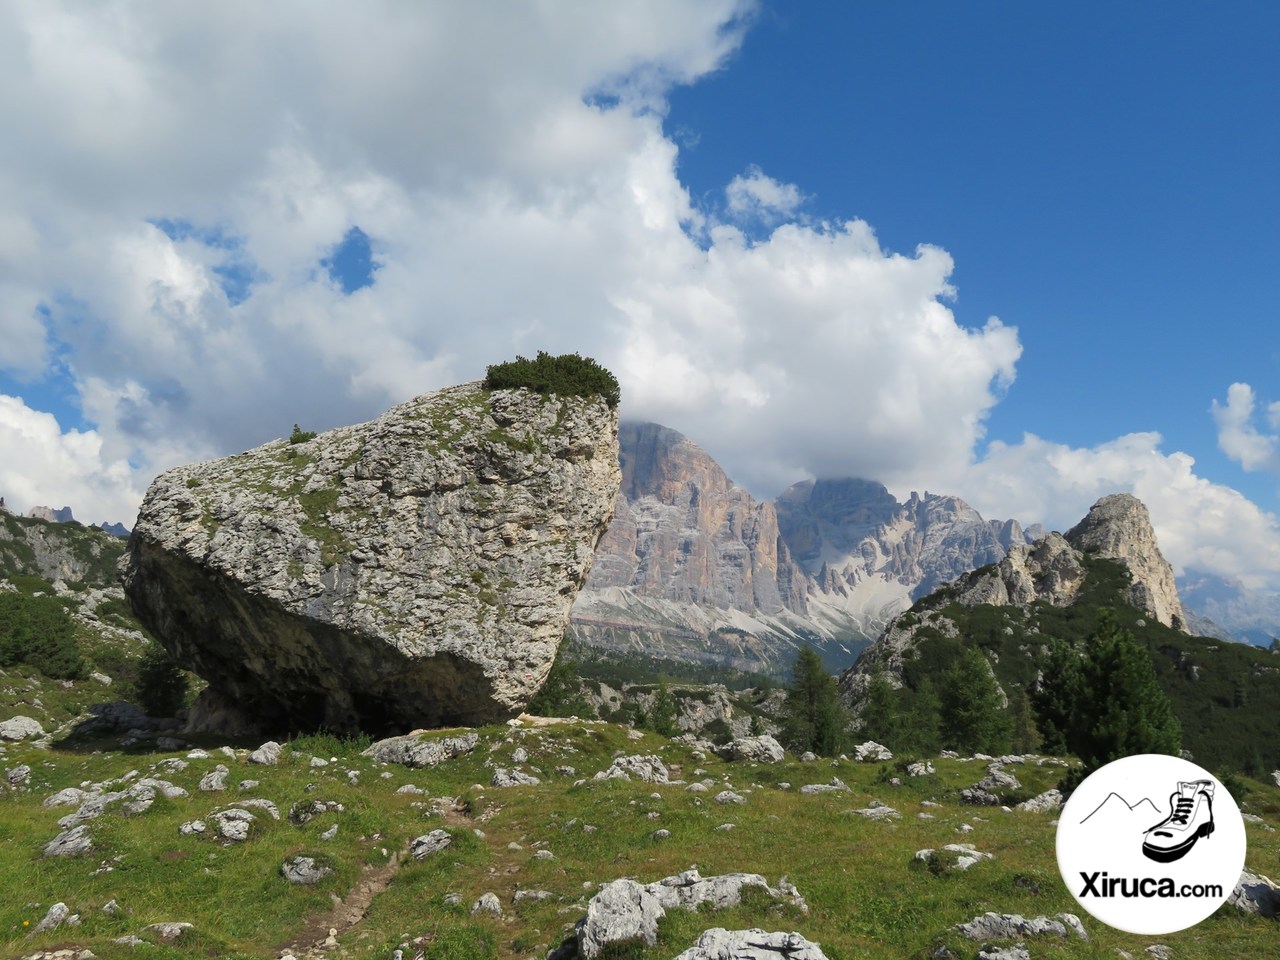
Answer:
[{"left": 121, "top": 381, "right": 620, "bottom": 735}]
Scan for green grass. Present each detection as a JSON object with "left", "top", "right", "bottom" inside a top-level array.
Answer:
[{"left": 0, "top": 723, "right": 1276, "bottom": 960}]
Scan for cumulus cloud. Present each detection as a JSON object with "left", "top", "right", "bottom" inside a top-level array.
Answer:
[
  {"left": 1212, "top": 382, "right": 1280, "bottom": 472},
  {"left": 0, "top": 395, "right": 145, "bottom": 525},
  {"left": 725, "top": 165, "right": 806, "bottom": 221},
  {"left": 0, "top": 1, "right": 1275, "bottom": 607},
  {"left": 950, "top": 432, "right": 1280, "bottom": 593}
]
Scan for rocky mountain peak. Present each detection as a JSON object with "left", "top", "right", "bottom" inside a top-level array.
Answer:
[{"left": 1065, "top": 493, "right": 1186, "bottom": 630}]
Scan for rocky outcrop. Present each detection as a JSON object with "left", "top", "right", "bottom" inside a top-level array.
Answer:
[
  {"left": 122, "top": 382, "right": 619, "bottom": 735},
  {"left": 1066, "top": 494, "right": 1186, "bottom": 630}
]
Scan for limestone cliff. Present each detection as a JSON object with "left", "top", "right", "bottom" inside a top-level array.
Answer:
[
  {"left": 122, "top": 382, "right": 620, "bottom": 735},
  {"left": 1065, "top": 493, "right": 1186, "bottom": 630}
]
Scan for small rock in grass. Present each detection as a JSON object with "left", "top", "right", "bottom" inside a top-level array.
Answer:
[
  {"left": 282, "top": 855, "right": 333, "bottom": 885},
  {"left": 471, "top": 892, "right": 502, "bottom": 916}
]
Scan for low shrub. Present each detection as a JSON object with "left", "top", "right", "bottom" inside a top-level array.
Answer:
[{"left": 484, "top": 351, "right": 620, "bottom": 408}]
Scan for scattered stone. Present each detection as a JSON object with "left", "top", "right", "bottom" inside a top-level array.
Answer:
[
  {"left": 364, "top": 732, "right": 480, "bottom": 768},
  {"left": 1271, "top": 770, "right": 1280, "bottom": 788},
  {"left": 282, "top": 855, "right": 333, "bottom": 885},
  {"left": 102, "top": 900, "right": 121, "bottom": 915},
  {"left": 7, "top": 763, "right": 31, "bottom": 786},
  {"left": 976, "top": 765, "right": 1021, "bottom": 793},
  {"left": 248, "top": 741, "right": 282, "bottom": 765},
  {"left": 113, "top": 936, "right": 145, "bottom": 946},
  {"left": 715, "top": 823, "right": 734, "bottom": 831},
  {"left": 1016, "top": 789, "right": 1062, "bottom": 813},
  {"left": 199, "top": 773, "right": 230, "bottom": 793},
  {"left": 715, "top": 790, "right": 747, "bottom": 805},
  {"left": 1146, "top": 947, "right": 1171, "bottom": 960},
  {"left": 239, "top": 797, "right": 281, "bottom": 819},
  {"left": 492, "top": 768, "right": 540, "bottom": 787},
  {"left": 43, "top": 825, "right": 93, "bottom": 857},
  {"left": 800, "top": 751, "right": 816, "bottom": 762},
  {"left": 179, "top": 820, "right": 207, "bottom": 835},
  {"left": 534, "top": 849, "right": 555, "bottom": 861},
  {"left": 960, "top": 787, "right": 1001, "bottom": 806},
  {"left": 209, "top": 808, "right": 256, "bottom": 842},
  {"left": 723, "top": 735, "right": 785, "bottom": 764},
  {"left": 511, "top": 746, "right": 529, "bottom": 763},
  {"left": 1229, "top": 870, "right": 1280, "bottom": 918},
  {"left": 187, "top": 749, "right": 211, "bottom": 760},
  {"left": 905, "top": 760, "right": 934, "bottom": 776},
  {"left": 43, "top": 787, "right": 88, "bottom": 808},
  {"left": 593, "top": 755, "right": 670, "bottom": 784},
  {"left": 238, "top": 779, "right": 259, "bottom": 791},
  {"left": 672, "top": 927, "right": 829, "bottom": 960},
  {"left": 34, "top": 902, "right": 79, "bottom": 933},
  {"left": 0, "top": 715, "right": 44, "bottom": 740},
  {"left": 556, "top": 765, "right": 577, "bottom": 776},
  {"left": 957, "top": 912, "right": 1087, "bottom": 942},
  {"left": 687, "top": 782, "right": 709, "bottom": 793},
  {"left": 514, "top": 889, "right": 554, "bottom": 903},
  {"left": 309, "top": 756, "right": 328, "bottom": 767},
  {"left": 288, "top": 799, "right": 343, "bottom": 825},
  {"left": 853, "top": 741, "right": 893, "bottom": 762},
  {"left": 799, "top": 778, "right": 850, "bottom": 795},
  {"left": 471, "top": 892, "right": 502, "bottom": 916},
  {"left": 410, "top": 830, "right": 452, "bottom": 860},
  {"left": 396, "top": 784, "right": 424, "bottom": 794},
  {"left": 652, "top": 829, "right": 671, "bottom": 840},
  {"left": 321, "top": 824, "right": 338, "bottom": 841},
  {"left": 915, "top": 844, "right": 995, "bottom": 872},
  {"left": 848, "top": 805, "right": 900, "bottom": 821},
  {"left": 144, "top": 922, "right": 193, "bottom": 940},
  {"left": 976, "top": 947, "right": 1030, "bottom": 960},
  {"left": 576, "top": 870, "right": 808, "bottom": 960}
]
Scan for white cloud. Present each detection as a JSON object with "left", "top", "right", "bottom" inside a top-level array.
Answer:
[
  {"left": 1212, "top": 382, "right": 1280, "bottom": 472},
  {"left": 951, "top": 432, "right": 1280, "bottom": 593},
  {"left": 0, "top": 395, "right": 145, "bottom": 525},
  {"left": 0, "top": 0, "right": 1275, "bottom": 612},
  {"left": 725, "top": 165, "right": 806, "bottom": 220}
]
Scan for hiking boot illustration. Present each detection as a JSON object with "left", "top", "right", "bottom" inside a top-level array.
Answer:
[{"left": 1142, "top": 780, "right": 1215, "bottom": 863}]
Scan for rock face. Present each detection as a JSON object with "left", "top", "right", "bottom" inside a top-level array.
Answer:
[
  {"left": 571, "top": 423, "right": 1029, "bottom": 672},
  {"left": 839, "top": 492, "right": 1189, "bottom": 709},
  {"left": 1065, "top": 494, "right": 1186, "bottom": 630},
  {"left": 122, "top": 382, "right": 620, "bottom": 735}
]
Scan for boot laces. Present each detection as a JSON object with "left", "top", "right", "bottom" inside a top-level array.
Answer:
[{"left": 1170, "top": 796, "right": 1195, "bottom": 825}]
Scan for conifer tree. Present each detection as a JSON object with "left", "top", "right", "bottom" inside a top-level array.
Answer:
[
  {"left": 650, "top": 679, "right": 679, "bottom": 737},
  {"left": 857, "top": 664, "right": 901, "bottom": 746},
  {"left": 939, "top": 647, "right": 1013, "bottom": 754},
  {"left": 903, "top": 676, "right": 942, "bottom": 755},
  {"left": 781, "top": 647, "right": 849, "bottom": 756}
]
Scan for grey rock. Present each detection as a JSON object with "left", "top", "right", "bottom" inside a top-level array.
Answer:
[
  {"left": 248, "top": 741, "right": 282, "bottom": 765},
  {"left": 282, "top": 855, "right": 333, "bottom": 885},
  {"left": 239, "top": 797, "right": 281, "bottom": 819},
  {"left": 799, "top": 778, "right": 850, "bottom": 795},
  {"left": 122, "top": 383, "right": 620, "bottom": 734},
  {"left": 321, "top": 824, "right": 338, "bottom": 840},
  {"left": 848, "top": 805, "right": 899, "bottom": 821},
  {"left": 1229, "top": 870, "right": 1280, "bottom": 918},
  {"left": 513, "top": 889, "right": 553, "bottom": 902},
  {"left": 209, "top": 808, "right": 256, "bottom": 842},
  {"left": 511, "top": 746, "right": 529, "bottom": 763},
  {"left": 179, "top": 820, "right": 207, "bottom": 835},
  {"left": 289, "top": 799, "right": 342, "bottom": 825},
  {"left": 957, "top": 912, "right": 1088, "bottom": 941},
  {"left": 364, "top": 731, "right": 479, "bottom": 768},
  {"left": 410, "top": 830, "right": 452, "bottom": 860},
  {"left": 491, "top": 768, "right": 540, "bottom": 787},
  {"left": 1146, "top": 947, "right": 1172, "bottom": 960},
  {"left": 723, "top": 735, "right": 785, "bottom": 764},
  {"left": 853, "top": 741, "right": 893, "bottom": 762},
  {"left": 976, "top": 947, "right": 1030, "bottom": 960},
  {"left": 1016, "top": 789, "right": 1062, "bottom": 813},
  {"left": 799, "top": 751, "right": 816, "bottom": 762},
  {"left": 976, "top": 765, "right": 1021, "bottom": 793},
  {"left": 594, "top": 754, "right": 669, "bottom": 783},
  {"left": 0, "top": 715, "right": 44, "bottom": 740},
  {"left": 651, "top": 829, "right": 671, "bottom": 840},
  {"left": 43, "top": 825, "right": 93, "bottom": 857},
  {"left": 714, "top": 790, "right": 746, "bottom": 805},
  {"left": 471, "top": 892, "right": 502, "bottom": 916},
  {"left": 577, "top": 869, "right": 809, "bottom": 960},
  {"left": 144, "top": 922, "right": 193, "bottom": 940},
  {"left": 43, "top": 787, "right": 88, "bottom": 808},
  {"left": 905, "top": 760, "right": 934, "bottom": 776},
  {"left": 34, "top": 902, "right": 79, "bottom": 933},
  {"left": 113, "top": 936, "right": 146, "bottom": 946},
  {"left": 960, "top": 787, "right": 1001, "bottom": 806},
  {"left": 915, "top": 844, "right": 995, "bottom": 872},
  {"left": 103, "top": 899, "right": 121, "bottom": 915},
  {"left": 673, "top": 928, "right": 829, "bottom": 960},
  {"left": 6, "top": 763, "right": 31, "bottom": 786},
  {"left": 199, "top": 766, "right": 229, "bottom": 791}
]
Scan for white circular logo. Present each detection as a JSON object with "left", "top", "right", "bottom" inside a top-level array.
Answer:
[{"left": 1056, "top": 754, "right": 1246, "bottom": 935}]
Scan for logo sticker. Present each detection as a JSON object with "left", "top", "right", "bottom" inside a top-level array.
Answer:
[{"left": 1056, "top": 754, "right": 1246, "bottom": 935}]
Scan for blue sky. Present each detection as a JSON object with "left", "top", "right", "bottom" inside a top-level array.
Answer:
[{"left": 0, "top": 1, "right": 1277, "bottom": 598}]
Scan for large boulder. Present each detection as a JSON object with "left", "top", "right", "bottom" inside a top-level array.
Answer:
[{"left": 122, "top": 382, "right": 620, "bottom": 735}]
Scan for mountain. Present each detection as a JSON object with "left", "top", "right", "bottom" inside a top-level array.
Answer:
[
  {"left": 839, "top": 494, "right": 1280, "bottom": 773},
  {"left": 570, "top": 423, "right": 1031, "bottom": 675},
  {"left": 27, "top": 504, "right": 76, "bottom": 523},
  {"left": 1179, "top": 570, "right": 1280, "bottom": 647}
]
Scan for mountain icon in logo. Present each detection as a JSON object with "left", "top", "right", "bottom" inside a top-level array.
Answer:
[{"left": 1079, "top": 792, "right": 1161, "bottom": 827}]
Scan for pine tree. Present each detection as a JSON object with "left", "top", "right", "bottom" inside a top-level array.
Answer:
[
  {"left": 939, "top": 647, "right": 1013, "bottom": 754},
  {"left": 857, "top": 664, "right": 902, "bottom": 746},
  {"left": 1032, "top": 611, "right": 1181, "bottom": 773},
  {"left": 1010, "top": 687, "right": 1042, "bottom": 754},
  {"left": 781, "top": 647, "right": 849, "bottom": 756},
  {"left": 650, "top": 679, "right": 679, "bottom": 737},
  {"left": 903, "top": 676, "right": 943, "bottom": 755}
]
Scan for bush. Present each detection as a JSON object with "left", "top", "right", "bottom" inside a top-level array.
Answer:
[
  {"left": 135, "top": 643, "right": 190, "bottom": 717},
  {"left": 0, "top": 591, "right": 84, "bottom": 679},
  {"left": 484, "top": 351, "right": 620, "bottom": 409},
  {"left": 289, "top": 424, "right": 317, "bottom": 444}
]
